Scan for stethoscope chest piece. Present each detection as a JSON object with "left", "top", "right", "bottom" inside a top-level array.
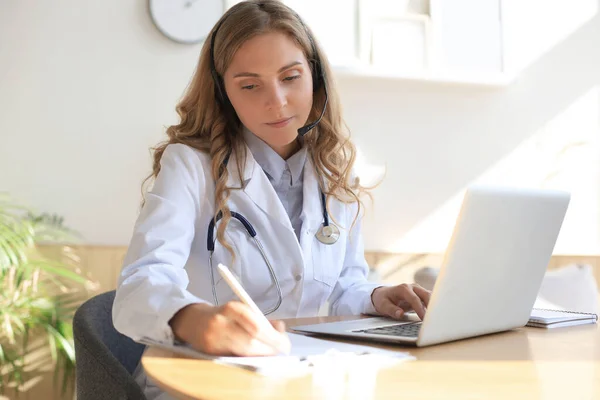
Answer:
[{"left": 315, "top": 223, "right": 340, "bottom": 245}]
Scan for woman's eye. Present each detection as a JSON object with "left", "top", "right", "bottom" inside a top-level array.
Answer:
[
  {"left": 283, "top": 75, "right": 301, "bottom": 82},
  {"left": 242, "top": 84, "right": 256, "bottom": 90}
]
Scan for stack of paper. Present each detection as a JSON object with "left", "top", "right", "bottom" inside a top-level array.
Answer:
[{"left": 527, "top": 308, "right": 598, "bottom": 329}]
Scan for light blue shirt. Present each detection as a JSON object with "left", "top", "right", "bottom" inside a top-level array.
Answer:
[{"left": 243, "top": 128, "right": 307, "bottom": 242}]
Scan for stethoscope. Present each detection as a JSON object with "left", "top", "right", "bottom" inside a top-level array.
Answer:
[{"left": 207, "top": 186, "right": 339, "bottom": 315}]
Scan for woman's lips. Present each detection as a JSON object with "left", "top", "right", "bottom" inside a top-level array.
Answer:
[{"left": 266, "top": 117, "right": 293, "bottom": 128}]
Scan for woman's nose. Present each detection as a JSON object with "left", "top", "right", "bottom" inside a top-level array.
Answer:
[{"left": 265, "top": 84, "right": 287, "bottom": 110}]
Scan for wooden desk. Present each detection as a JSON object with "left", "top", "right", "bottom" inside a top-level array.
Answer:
[{"left": 142, "top": 316, "right": 600, "bottom": 399}]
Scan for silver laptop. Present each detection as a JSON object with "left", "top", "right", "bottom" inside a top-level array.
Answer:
[{"left": 293, "top": 186, "right": 570, "bottom": 347}]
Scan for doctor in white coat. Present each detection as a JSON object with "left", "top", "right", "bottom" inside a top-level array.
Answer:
[{"left": 113, "top": 1, "right": 430, "bottom": 398}]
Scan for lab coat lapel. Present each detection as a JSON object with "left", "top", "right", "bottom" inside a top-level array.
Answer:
[
  {"left": 228, "top": 146, "right": 294, "bottom": 232},
  {"left": 225, "top": 147, "right": 253, "bottom": 187}
]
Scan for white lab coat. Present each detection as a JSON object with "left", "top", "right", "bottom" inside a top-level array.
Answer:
[{"left": 112, "top": 143, "right": 380, "bottom": 345}]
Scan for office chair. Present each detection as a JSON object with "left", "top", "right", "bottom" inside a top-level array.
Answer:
[{"left": 74, "top": 290, "right": 147, "bottom": 400}]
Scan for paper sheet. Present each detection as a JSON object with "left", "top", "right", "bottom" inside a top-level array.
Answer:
[
  {"left": 141, "top": 332, "right": 414, "bottom": 377},
  {"left": 218, "top": 333, "right": 413, "bottom": 373}
]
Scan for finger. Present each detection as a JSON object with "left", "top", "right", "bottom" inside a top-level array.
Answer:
[
  {"left": 193, "top": 313, "right": 235, "bottom": 355},
  {"left": 245, "top": 338, "right": 282, "bottom": 356},
  {"left": 194, "top": 313, "right": 250, "bottom": 356},
  {"left": 221, "top": 302, "right": 290, "bottom": 354},
  {"left": 399, "top": 286, "right": 427, "bottom": 320},
  {"left": 412, "top": 284, "right": 432, "bottom": 306},
  {"left": 209, "top": 310, "right": 279, "bottom": 357},
  {"left": 220, "top": 302, "right": 261, "bottom": 336},
  {"left": 379, "top": 298, "right": 406, "bottom": 320},
  {"left": 267, "top": 320, "right": 291, "bottom": 353},
  {"left": 270, "top": 320, "right": 286, "bottom": 333},
  {"left": 225, "top": 320, "right": 279, "bottom": 357}
]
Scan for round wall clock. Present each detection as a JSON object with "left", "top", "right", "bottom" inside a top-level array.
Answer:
[{"left": 149, "top": 0, "right": 224, "bottom": 44}]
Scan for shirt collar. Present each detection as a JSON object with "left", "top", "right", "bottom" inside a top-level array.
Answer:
[
  {"left": 286, "top": 144, "right": 307, "bottom": 185},
  {"left": 242, "top": 127, "right": 307, "bottom": 185}
]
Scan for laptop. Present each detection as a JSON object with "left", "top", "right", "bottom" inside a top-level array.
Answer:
[{"left": 293, "top": 186, "right": 571, "bottom": 347}]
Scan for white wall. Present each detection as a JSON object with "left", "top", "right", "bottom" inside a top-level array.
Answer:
[
  {"left": 1, "top": 0, "right": 599, "bottom": 255},
  {"left": 346, "top": 1, "right": 600, "bottom": 255}
]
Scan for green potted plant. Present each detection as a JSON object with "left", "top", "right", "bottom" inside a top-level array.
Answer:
[{"left": 0, "top": 193, "right": 96, "bottom": 397}]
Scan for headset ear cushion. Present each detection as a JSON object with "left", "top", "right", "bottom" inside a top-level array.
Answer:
[
  {"left": 212, "top": 76, "right": 237, "bottom": 121},
  {"left": 311, "top": 60, "right": 323, "bottom": 92},
  {"left": 216, "top": 81, "right": 226, "bottom": 104},
  {"left": 211, "top": 68, "right": 225, "bottom": 104}
]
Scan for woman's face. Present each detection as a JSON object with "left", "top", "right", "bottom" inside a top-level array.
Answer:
[{"left": 223, "top": 32, "right": 314, "bottom": 159}]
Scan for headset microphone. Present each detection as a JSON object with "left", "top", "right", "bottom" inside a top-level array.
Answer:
[{"left": 297, "top": 82, "right": 328, "bottom": 137}]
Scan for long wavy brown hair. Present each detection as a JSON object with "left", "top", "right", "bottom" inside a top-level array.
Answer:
[{"left": 143, "top": 0, "right": 373, "bottom": 260}]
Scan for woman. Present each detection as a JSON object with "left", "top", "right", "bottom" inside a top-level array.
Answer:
[{"left": 112, "top": 1, "right": 430, "bottom": 398}]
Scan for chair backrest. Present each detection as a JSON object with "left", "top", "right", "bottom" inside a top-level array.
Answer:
[{"left": 74, "top": 290, "right": 147, "bottom": 400}]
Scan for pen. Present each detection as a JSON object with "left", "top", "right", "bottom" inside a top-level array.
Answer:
[{"left": 217, "top": 263, "right": 291, "bottom": 355}]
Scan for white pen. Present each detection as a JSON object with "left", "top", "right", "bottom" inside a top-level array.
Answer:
[{"left": 217, "top": 263, "right": 291, "bottom": 355}]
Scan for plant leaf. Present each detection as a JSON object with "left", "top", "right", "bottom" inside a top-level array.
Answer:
[
  {"left": 46, "top": 325, "right": 75, "bottom": 361},
  {"left": 24, "top": 260, "right": 87, "bottom": 284},
  {"left": 7, "top": 313, "right": 26, "bottom": 335},
  {"left": 3, "top": 313, "right": 15, "bottom": 343},
  {"left": 25, "top": 212, "right": 81, "bottom": 244},
  {"left": 0, "top": 220, "right": 33, "bottom": 269},
  {"left": 46, "top": 329, "right": 58, "bottom": 363},
  {"left": 0, "top": 194, "right": 87, "bottom": 394}
]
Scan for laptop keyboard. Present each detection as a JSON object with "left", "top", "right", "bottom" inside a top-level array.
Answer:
[{"left": 353, "top": 322, "right": 422, "bottom": 338}]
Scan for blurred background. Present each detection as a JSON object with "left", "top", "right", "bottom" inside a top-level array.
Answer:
[{"left": 1, "top": 0, "right": 599, "bottom": 398}]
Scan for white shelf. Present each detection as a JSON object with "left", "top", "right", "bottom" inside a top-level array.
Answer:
[{"left": 332, "top": 65, "right": 515, "bottom": 88}]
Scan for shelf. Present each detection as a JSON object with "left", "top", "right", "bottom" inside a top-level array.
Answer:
[{"left": 332, "top": 65, "right": 515, "bottom": 88}]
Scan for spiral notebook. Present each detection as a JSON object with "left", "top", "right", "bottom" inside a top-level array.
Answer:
[{"left": 527, "top": 308, "right": 598, "bottom": 329}]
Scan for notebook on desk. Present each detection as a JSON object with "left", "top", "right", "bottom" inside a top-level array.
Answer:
[{"left": 527, "top": 308, "right": 598, "bottom": 329}]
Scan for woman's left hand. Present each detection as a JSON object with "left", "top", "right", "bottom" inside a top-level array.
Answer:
[{"left": 371, "top": 284, "right": 432, "bottom": 320}]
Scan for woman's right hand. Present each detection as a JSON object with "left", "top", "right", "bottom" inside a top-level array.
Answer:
[{"left": 169, "top": 302, "right": 291, "bottom": 356}]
